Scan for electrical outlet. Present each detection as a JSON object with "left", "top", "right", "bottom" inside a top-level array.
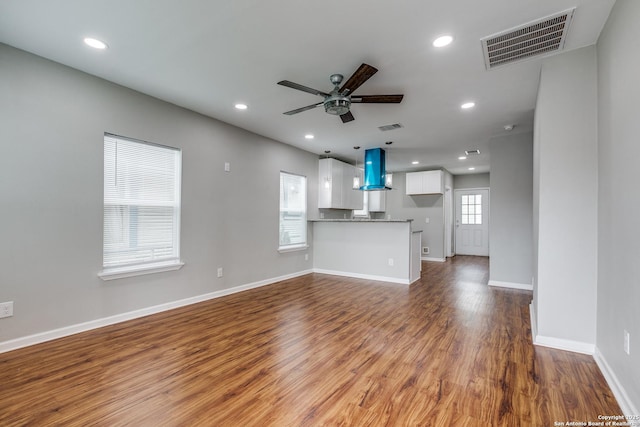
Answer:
[
  {"left": 224, "top": 162, "right": 230, "bottom": 172},
  {"left": 304, "top": 254, "right": 309, "bottom": 261},
  {"left": 422, "top": 247, "right": 430, "bottom": 255},
  {"left": 425, "top": 217, "right": 430, "bottom": 223},
  {"left": 0, "top": 301, "right": 14, "bottom": 318},
  {"left": 624, "top": 330, "right": 630, "bottom": 355},
  {"left": 217, "top": 267, "right": 223, "bottom": 278},
  {"left": 388, "top": 258, "right": 394, "bottom": 266}
]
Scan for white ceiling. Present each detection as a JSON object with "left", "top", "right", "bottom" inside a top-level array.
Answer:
[{"left": 0, "top": 0, "right": 615, "bottom": 174}]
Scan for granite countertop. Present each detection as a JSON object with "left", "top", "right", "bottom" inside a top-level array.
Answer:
[{"left": 308, "top": 218, "right": 414, "bottom": 223}]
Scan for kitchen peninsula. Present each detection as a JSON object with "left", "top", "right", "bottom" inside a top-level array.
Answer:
[{"left": 310, "top": 219, "right": 422, "bottom": 284}]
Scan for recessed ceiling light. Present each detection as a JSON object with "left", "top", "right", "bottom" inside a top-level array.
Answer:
[
  {"left": 305, "top": 134, "right": 314, "bottom": 140},
  {"left": 83, "top": 37, "right": 107, "bottom": 50},
  {"left": 461, "top": 102, "right": 475, "bottom": 109},
  {"left": 468, "top": 167, "right": 476, "bottom": 171},
  {"left": 433, "top": 35, "right": 453, "bottom": 48},
  {"left": 458, "top": 156, "right": 467, "bottom": 160},
  {"left": 412, "top": 161, "right": 420, "bottom": 165},
  {"left": 234, "top": 103, "right": 248, "bottom": 110}
]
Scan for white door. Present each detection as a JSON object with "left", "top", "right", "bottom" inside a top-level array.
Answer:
[{"left": 455, "top": 189, "right": 489, "bottom": 256}]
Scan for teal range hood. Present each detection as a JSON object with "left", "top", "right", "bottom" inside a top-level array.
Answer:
[{"left": 360, "top": 148, "right": 391, "bottom": 191}]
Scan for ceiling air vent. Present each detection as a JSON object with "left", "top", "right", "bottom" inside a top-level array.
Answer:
[
  {"left": 481, "top": 8, "right": 575, "bottom": 70},
  {"left": 378, "top": 123, "right": 404, "bottom": 132},
  {"left": 465, "top": 149, "right": 480, "bottom": 156}
]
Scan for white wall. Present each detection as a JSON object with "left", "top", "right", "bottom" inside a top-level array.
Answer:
[
  {"left": 532, "top": 46, "right": 598, "bottom": 351},
  {"left": 0, "top": 44, "right": 318, "bottom": 344},
  {"left": 312, "top": 221, "right": 412, "bottom": 283},
  {"left": 384, "top": 171, "right": 445, "bottom": 260},
  {"left": 596, "top": 0, "right": 640, "bottom": 413},
  {"left": 453, "top": 173, "right": 490, "bottom": 189},
  {"left": 489, "top": 133, "right": 533, "bottom": 287}
]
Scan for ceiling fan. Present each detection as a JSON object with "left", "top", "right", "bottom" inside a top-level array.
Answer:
[{"left": 277, "top": 63, "right": 404, "bottom": 123}]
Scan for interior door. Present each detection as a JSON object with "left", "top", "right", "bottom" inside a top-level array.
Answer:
[{"left": 455, "top": 189, "right": 489, "bottom": 256}]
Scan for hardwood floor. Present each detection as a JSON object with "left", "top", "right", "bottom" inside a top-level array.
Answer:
[{"left": 0, "top": 256, "right": 621, "bottom": 426}]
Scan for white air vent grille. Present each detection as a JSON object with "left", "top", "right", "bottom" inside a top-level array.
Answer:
[
  {"left": 465, "top": 149, "right": 480, "bottom": 156},
  {"left": 378, "top": 123, "right": 404, "bottom": 132},
  {"left": 481, "top": 8, "right": 575, "bottom": 69}
]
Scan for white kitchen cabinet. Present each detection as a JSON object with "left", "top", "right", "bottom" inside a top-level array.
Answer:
[
  {"left": 405, "top": 172, "right": 424, "bottom": 195},
  {"left": 405, "top": 170, "right": 444, "bottom": 195},
  {"left": 318, "top": 158, "right": 364, "bottom": 209},
  {"left": 368, "top": 190, "right": 386, "bottom": 212}
]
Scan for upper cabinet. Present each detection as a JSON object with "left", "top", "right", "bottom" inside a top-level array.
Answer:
[
  {"left": 318, "top": 158, "right": 364, "bottom": 210},
  {"left": 368, "top": 190, "right": 386, "bottom": 212},
  {"left": 405, "top": 170, "right": 444, "bottom": 195}
]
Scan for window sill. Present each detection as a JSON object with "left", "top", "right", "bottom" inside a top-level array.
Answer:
[
  {"left": 278, "top": 244, "right": 309, "bottom": 253},
  {"left": 98, "top": 260, "right": 184, "bottom": 281}
]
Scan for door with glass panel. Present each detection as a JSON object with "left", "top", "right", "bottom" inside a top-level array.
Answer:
[{"left": 454, "top": 189, "right": 489, "bottom": 256}]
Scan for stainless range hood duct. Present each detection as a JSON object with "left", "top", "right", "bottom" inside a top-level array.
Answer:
[{"left": 360, "top": 148, "right": 391, "bottom": 191}]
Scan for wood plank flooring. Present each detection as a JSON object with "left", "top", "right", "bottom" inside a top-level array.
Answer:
[{"left": 0, "top": 256, "right": 621, "bottom": 426}]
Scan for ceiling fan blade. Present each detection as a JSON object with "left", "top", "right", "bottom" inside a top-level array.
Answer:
[
  {"left": 351, "top": 94, "right": 404, "bottom": 103},
  {"left": 339, "top": 63, "right": 378, "bottom": 95},
  {"left": 340, "top": 111, "right": 355, "bottom": 123},
  {"left": 277, "top": 80, "right": 329, "bottom": 97},
  {"left": 283, "top": 102, "right": 324, "bottom": 115}
]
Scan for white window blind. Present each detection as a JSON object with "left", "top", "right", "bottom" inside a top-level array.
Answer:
[
  {"left": 102, "top": 134, "right": 182, "bottom": 274},
  {"left": 279, "top": 172, "right": 307, "bottom": 250}
]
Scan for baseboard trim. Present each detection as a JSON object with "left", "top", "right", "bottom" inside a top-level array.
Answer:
[
  {"left": 593, "top": 347, "right": 639, "bottom": 417},
  {"left": 312, "top": 268, "right": 410, "bottom": 285},
  {"left": 533, "top": 335, "right": 595, "bottom": 355},
  {"left": 0, "top": 269, "right": 313, "bottom": 354},
  {"left": 529, "top": 302, "right": 538, "bottom": 342},
  {"left": 529, "top": 304, "right": 632, "bottom": 416},
  {"left": 422, "top": 257, "right": 446, "bottom": 262},
  {"left": 528, "top": 303, "right": 595, "bottom": 354},
  {"left": 488, "top": 280, "right": 533, "bottom": 291}
]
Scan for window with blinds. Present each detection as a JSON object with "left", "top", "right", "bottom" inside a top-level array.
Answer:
[
  {"left": 101, "top": 134, "right": 182, "bottom": 278},
  {"left": 279, "top": 172, "right": 307, "bottom": 251}
]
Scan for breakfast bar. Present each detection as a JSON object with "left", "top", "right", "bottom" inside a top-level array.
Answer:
[{"left": 310, "top": 219, "right": 422, "bottom": 284}]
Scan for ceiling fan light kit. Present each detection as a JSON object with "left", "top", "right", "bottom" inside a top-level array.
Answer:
[
  {"left": 324, "top": 98, "right": 350, "bottom": 116},
  {"left": 278, "top": 63, "right": 404, "bottom": 123}
]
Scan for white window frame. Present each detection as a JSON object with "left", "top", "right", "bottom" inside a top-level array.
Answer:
[
  {"left": 461, "top": 193, "right": 483, "bottom": 225},
  {"left": 99, "top": 133, "right": 184, "bottom": 280},
  {"left": 278, "top": 171, "right": 308, "bottom": 252},
  {"left": 353, "top": 191, "right": 370, "bottom": 218}
]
